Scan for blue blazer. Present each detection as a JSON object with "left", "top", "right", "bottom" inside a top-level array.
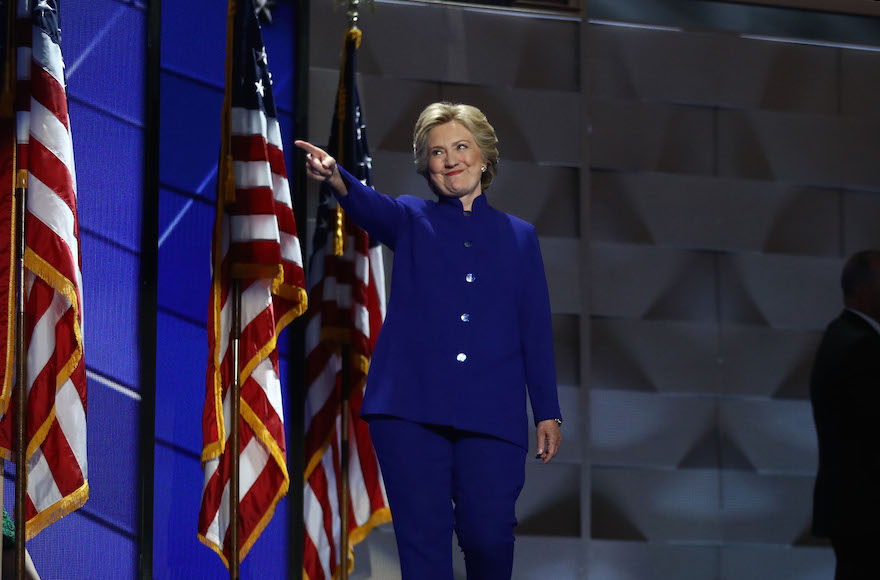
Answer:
[{"left": 336, "top": 166, "right": 561, "bottom": 450}]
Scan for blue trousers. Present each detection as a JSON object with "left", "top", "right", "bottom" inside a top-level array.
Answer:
[{"left": 369, "top": 417, "right": 526, "bottom": 580}]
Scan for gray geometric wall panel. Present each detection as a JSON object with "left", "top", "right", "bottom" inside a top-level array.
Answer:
[
  {"left": 587, "top": 14, "right": 875, "bottom": 577},
  {"left": 308, "top": 1, "right": 878, "bottom": 576}
]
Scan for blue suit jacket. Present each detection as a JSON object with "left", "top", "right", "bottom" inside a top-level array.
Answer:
[{"left": 336, "top": 167, "right": 561, "bottom": 449}]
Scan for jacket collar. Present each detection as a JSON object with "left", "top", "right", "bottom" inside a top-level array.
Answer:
[
  {"left": 436, "top": 192, "right": 489, "bottom": 213},
  {"left": 844, "top": 308, "right": 880, "bottom": 335}
]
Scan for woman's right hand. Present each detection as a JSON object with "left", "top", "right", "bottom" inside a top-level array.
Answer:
[{"left": 294, "top": 140, "right": 347, "bottom": 195}]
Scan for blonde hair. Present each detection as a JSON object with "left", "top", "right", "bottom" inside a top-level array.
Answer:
[{"left": 412, "top": 102, "right": 500, "bottom": 190}]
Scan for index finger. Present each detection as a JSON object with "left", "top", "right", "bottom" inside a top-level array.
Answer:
[
  {"left": 541, "top": 443, "right": 557, "bottom": 464},
  {"left": 294, "top": 140, "right": 327, "bottom": 158},
  {"left": 536, "top": 429, "right": 547, "bottom": 455}
]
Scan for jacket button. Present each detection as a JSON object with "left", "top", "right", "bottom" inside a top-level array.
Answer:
[
  {"left": 465, "top": 273, "right": 475, "bottom": 283},
  {"left": 460, "top": 313, "right": 470, "bottom": 322},
  {"left": 456, "top": 353, "right": 467, "bottom": 362},
  {"left": 464, "top": 240, "right": 473, "bottom": 248}
]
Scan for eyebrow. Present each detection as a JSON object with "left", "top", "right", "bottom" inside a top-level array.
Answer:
[{"left": 431, "top": 140, "right": 468, "bottom": 148}]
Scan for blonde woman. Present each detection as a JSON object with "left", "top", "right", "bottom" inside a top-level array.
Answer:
[{"left": 296, "top": 102, "right": 562, "bottom": 580}]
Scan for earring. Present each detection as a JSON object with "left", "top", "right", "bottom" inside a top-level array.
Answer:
[{"left": 481, "top": 166, "right": 486, "bottom": 173}]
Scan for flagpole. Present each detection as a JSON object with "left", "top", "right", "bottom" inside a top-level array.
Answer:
[
  {"left": 220, "top": 1, "right": 241, "bottom": 578},
  {"left": 229, "top": 278, "right": 242, "bottom": 580},
  {"left": 337, "top": 4, "right": 363, "bottom": 577},
  {"left": 339, "top": 341, "right": 351, "bottom": 580},
  {"left": 13, "top": 165, "right": 26, "bottom": 580},
  {"left": 9, "top": 1, "right": 26, "bottom": 571},
  {"left": 330, "top": 3, "right": 373, "bottom": 577},
  {"left": 290, "top": 0, "right": 310, "bottom": 574}
]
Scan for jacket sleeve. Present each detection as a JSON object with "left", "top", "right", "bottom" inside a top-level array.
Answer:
[
  {"left": 334, "top": 165, "right": 405, "bottom": 250},
  {"left": 519, "top": 226, "right": 562, "bottom": 424}
]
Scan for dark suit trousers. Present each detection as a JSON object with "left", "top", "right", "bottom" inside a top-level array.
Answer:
[
  {"left": 369, "top": 416, "right": 526, "bottom": 580},
  {"left": 831, "top": 535, "right": 880, "bottom": 579}
]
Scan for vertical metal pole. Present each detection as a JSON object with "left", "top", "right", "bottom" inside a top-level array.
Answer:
[
  {"left": 138, "top": 0, "right": 161, "bottom": 577},
  {"left": 289, "top": 0, "right": 310, "bottom": 576},
  {"left": 229, "top": 278, "right": 242, "bottom": 580},
  {"left": 339, "top": 344, "right": 350, "bottom": 580},
  {"left": 13, "top": 174, "right": 26, "bottom": 580},
  {"left": 338, "top": 5, "right": 360, "bottom": 577},
  {"left": 222, "top": 2, "right": 239, "bottom": 577}
]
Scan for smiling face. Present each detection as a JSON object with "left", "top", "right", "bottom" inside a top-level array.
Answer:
[{"left": 426, "top": 121, "right": 485, "bottom": 207}]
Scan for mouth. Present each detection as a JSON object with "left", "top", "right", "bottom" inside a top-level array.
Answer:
[{"left": 445, "top": 169, "right": 464, "bottom": 176}]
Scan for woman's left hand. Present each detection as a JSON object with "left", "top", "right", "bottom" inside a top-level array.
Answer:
[{"left": 535, "top": 419, "right": 562, "bottom": 464}]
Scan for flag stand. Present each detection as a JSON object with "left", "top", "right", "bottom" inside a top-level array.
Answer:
[
  {"left": 13, "top": 168, "right": 26, "bottom": 580},
  {"left": 229, "top": 278, "right": 242, "bottom": 580}
]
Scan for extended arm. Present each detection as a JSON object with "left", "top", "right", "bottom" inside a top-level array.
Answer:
[{"left": 295, "top": 139, "right": 404, "bottom": 248}]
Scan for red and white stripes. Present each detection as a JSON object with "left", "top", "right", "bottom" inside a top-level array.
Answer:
[
  {"left": 198, "top": 7, "right": 307, "bottom": 562},
  {"left": 302, "top": 215, "right": 391, "bottom": 579},
  {"left": 0, "top": 0, "right": 90, "bottom": 538}
]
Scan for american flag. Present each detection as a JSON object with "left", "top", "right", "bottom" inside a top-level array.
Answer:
[
  {"left": 303, "top": 28, "right": 390, "bottom": 580},
  {"left": 198, "top": 0, "right": 307, "bottom": 566},
  {"left": 0, "top": 0, "right": 88, "bottom": 538}
]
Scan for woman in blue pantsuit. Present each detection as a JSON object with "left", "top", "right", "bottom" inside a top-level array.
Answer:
[{"left": 296, "top": 102, "right": 562, "bottom": 579}]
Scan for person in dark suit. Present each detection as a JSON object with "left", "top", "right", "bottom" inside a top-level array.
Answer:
[
  {"left": 810, "top": 249, "right": 880, "bottom": 579},
  {"left": 296, "top": 103, "right": 562, "bottom": 580}
]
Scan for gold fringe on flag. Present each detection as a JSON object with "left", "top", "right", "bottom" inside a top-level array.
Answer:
[{"left": 329, "top": 28, "right": 363, "bottom": 258}]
